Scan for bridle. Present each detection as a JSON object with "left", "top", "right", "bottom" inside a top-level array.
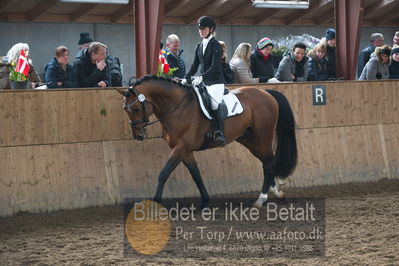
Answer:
[
  {"left": 123, "top": 87, "right": 160, "bottom": 132},
  {"left": 122, "top": 86, "right": 190, "bottom": 139}
]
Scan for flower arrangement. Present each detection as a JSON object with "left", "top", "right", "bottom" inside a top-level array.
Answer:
[
  {"left": 8, "top": 49, "right": 30, "bottom": 82},
  {"left": 157, "top": 51, "right": 177, "bottom": 77},
  {"left": 9, "top": 61, "right": 28, "bottom": 82}
]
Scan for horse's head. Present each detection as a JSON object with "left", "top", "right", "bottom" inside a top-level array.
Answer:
[{"left": 118, "top": 87, "right": 154, "bottom": 141}]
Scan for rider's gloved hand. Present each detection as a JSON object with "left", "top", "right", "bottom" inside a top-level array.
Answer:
[
  {"left": 192, "top": 76, "right": 203, "bottom": 87},
  {"left": 181, "top": 78, "right": 187, "bottom": 85}
]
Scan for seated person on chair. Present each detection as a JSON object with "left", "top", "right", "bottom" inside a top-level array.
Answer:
[{"left": 183, "top": 16, "right": 226, "bottom": 146}]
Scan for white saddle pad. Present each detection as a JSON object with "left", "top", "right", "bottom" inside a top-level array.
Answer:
[{"left": 192, "top": 86, "right": 243, "bottom": 120}]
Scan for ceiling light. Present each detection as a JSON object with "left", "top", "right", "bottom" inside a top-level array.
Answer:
[
  {"left": 60, "top": 0, "right": 129, "bottom": 4},
  {"left": 252, "top": 0, "right": 309, "bottom": 9}
]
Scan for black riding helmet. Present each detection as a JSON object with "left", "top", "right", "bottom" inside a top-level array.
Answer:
[
  {"left": 198, "top": 16, "right": 216, "bottom": 38},
  {"left": 198, "top": 16, "right": 216, "bottom": 29}
]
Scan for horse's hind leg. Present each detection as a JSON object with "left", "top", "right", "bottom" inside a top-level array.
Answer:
[
  {"left": 254, "top": 160, "right": 285, "bottom": 208},
  {"left": 182, "top": 153, "right": 210, "bottom": 209},
  {"left": 236, "top": 136, "right": 283, "bottom": 208}
]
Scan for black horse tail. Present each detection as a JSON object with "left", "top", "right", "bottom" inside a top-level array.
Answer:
[{"left": 266, "top": 89, "right": 297, "bottom": 179}]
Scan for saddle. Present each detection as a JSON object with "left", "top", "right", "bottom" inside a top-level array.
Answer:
[
  {"left": 192, "top": 84, "right": 243, "bottom": 120},
  {"left": 197, "top": 84, "right": 228, "bottom": 115},
  {"left": 192, "top": 84, "right": 244, "bottom": 150}
]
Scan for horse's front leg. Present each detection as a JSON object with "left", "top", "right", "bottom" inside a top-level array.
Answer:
[
  {"left": 182, "top": 153, "right": 210, "bottom": 209},
  {"left": 153, "top": 148, "right": 183, "bottom": 203}
]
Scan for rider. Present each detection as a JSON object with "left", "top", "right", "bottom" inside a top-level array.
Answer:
[{"left": 184, "top": 16, "right": 226, "bottom": 146}]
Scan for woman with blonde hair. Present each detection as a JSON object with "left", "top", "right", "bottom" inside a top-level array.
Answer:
[
  {"left": 359, "top": 45, "right": 391, "bottom": 80},
  {"left": 229, "top": 42, "right": 266, "bottom": 84},
  {"left": 307, "top": 43, "right": 328, "bottom": 81}
]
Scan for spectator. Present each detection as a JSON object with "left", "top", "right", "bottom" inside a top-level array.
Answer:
[
  {"left": 357, "top": 33, "right": 385, "bottom": 78},
  {"left": 164, "top": 34, "right": 186, "bottom": 79},
  {"left": 359, "top": 45, "right": 391, "bottom": 80},
  {"left": 392, "top": 31, "right": 399, "bottom": 47},
  {"left": 76, "top": 32, "right": 122, "bottom": 86},
  {"left": 219, "top": 41, "right": 235, "bottom": 84},
  {"left": 320, "top": 28, "right": 336, "bottom": 79},
  {"left": 230, "top": 42, "right": 264, "bottom": 84},
  {"left": 389, "top": 46, "right": 399, "bottom": 79},
  {"left": 44, "top": 46, "right": 78, "bottom": 89},
  {"left": 106, "top": 54, "right": 122, "bottom": 86},
  {"left": 0, "top": 43, "right": 41, "bottom": 89},
  {"left": 250, "top": 37, "right": 275, "bottom": 82},
  {"left": 307, "top": 43, "right": 328, "bottom": 81},
  {"left": 78, "top": 32, "right": 93, "bottom": 51},
  {"left": 274, "top": 42, "right": 308, "bottom": 82},
  {"left": 74, "top": 42, "right": 110, "bottom": 88}
]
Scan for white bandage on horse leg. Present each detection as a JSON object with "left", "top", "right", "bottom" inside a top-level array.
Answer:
[{"left": 254, "top": 192, "right": 268, "bottom": 208}]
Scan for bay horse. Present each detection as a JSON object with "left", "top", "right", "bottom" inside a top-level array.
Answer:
[{"left": 117, "top": 75, "right": 297, "bottom": 208}]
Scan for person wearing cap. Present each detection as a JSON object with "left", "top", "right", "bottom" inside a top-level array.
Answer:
[
  {"left": 274, "top": 42, "right": 308, "bottom": 82},
  {"left": 357, "top": 33, "right": 385, "bottom": 79},
  {"left": 389, "top": 46, "right": 399, "bottom": 79},
  {"left": 320, "top": 28, "right": 336, "bottom": 79},
  {"left": 250, "top": 37, "right": 275, "bottom": 83},
  {"left": 78, "top": 32, "right": 93, "bottom": 51},
  {"left": 359, "top": 45, "right": 391, "bottom": 80},
  {"left": 184, "top": 16, "right": 226, "bottom": 146}
]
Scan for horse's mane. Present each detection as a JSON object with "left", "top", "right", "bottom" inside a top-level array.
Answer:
[{"left": 133, "top": 75, "right": 195, "bottom": 99}]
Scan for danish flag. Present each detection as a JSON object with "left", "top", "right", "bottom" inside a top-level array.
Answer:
[{"left": 15, "top": 50, "right": 30, "bottom": 77}]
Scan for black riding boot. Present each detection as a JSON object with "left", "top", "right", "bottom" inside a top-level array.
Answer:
[{"left": 213, "top": 102, "right": 227, "bottom": 147}]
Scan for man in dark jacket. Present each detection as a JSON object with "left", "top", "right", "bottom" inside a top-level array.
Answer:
[
  {"left": 357, "top": 33, "right": 384, "bottom": 78},
  {"left": 74, "top": 42, "right": 110, "bottom": 88},
  {"left": 250, "top": 37, "right": 275, "bottom": 83},
  {"left": 164, "top": 34, "right": 186, "bottom": 79}
]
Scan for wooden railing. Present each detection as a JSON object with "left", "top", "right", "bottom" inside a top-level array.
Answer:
[{"left": 0, "top": 80, "right": 398, "bottom": 216}]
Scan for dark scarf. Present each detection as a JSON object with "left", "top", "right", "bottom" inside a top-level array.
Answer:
[
  {"left": 390, "top": 60, "right": 399, "bottom": 68},
  {"left": 291, "top": 53, "right": 307, "bottom": 77},
  {"left": 389, "top": 60, "right": 399, "bottom": 76}
]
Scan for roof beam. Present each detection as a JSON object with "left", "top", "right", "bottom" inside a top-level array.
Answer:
[
  {"left": 164, "top": 0, "right": 191, "bottom": 15},
  {"left": 221, "top": 1, "right": 252, "bottom": 24},
  {"left": 375, "top": 9, "right": 399, "bottom": 25},
  {"left": 184, "top": 0, "right": 227, "bottom": 24},
  {"left": 27, "top": 0, "right": 58, "bottom": 21},
  {"left": 254, "top": 9, "right": 276, "bottom": 25},
  {"left": 363, "top": 0, "right": 397, "bottom": 18},
  {"left": 0, "top": 0, "right": 13, "bottom": 12},
  {"left": 287, "top": 0, "right": 333, "bottom": 25},
  {"left": 111, "top": 1, "right": 133, "bottom": 22},
  {"left": 71, "top": 4, "right": 98, "bottom": 21},
  {"left": 316, "top": 9, "right": 334, "bottom": 25}
]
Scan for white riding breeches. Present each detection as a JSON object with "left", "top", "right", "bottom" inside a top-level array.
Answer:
[{"left": 206, "top": 83, "right": 224, "bottom": 110}]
